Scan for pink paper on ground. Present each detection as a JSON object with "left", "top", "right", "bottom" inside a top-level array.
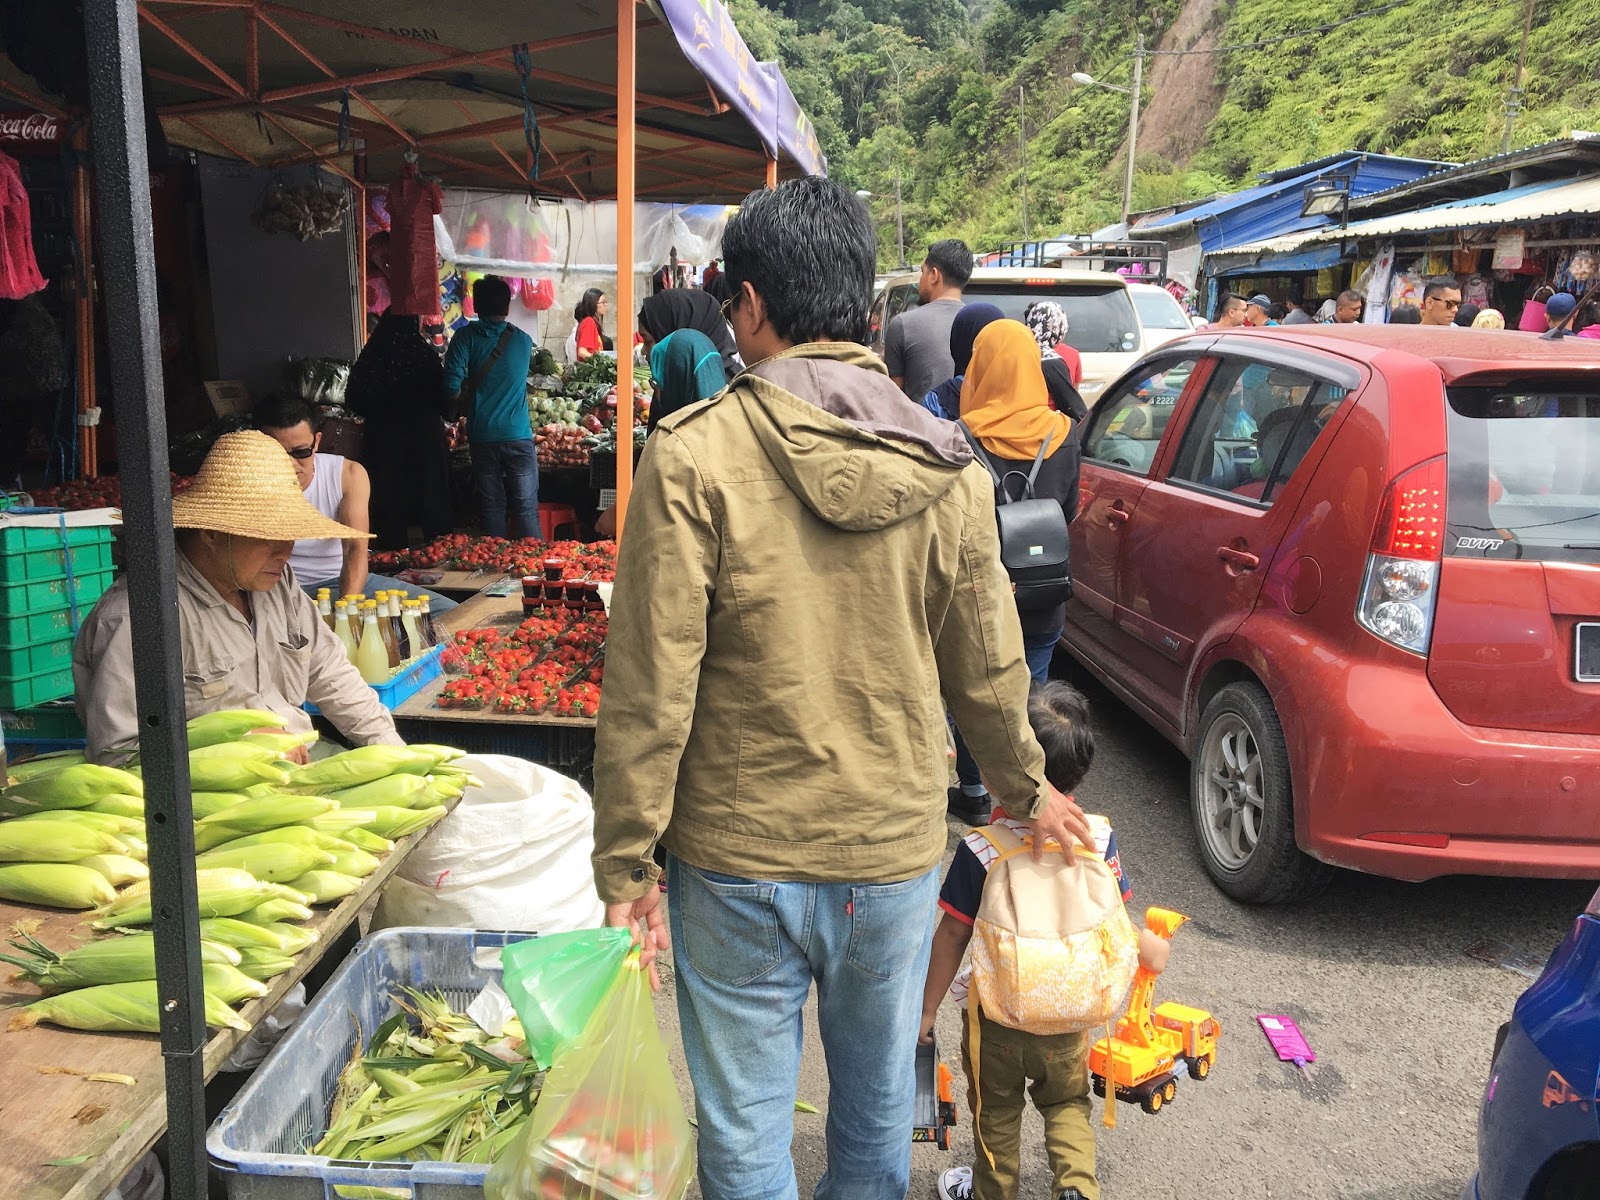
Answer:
[{"left": 1256, "top": 1014, "right": 1316, "bottom": 1063}]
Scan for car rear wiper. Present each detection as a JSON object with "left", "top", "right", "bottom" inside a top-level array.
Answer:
[{"left": 1563, "top": 543, "right": 1600, "bottom": 550}]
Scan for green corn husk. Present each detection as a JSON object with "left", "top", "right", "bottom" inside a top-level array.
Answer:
[
  {"left": 14, "top": 809, "right": 143, "bottom": 835},
  {"left": 414, "top": 777, "right": 468, "bottom": 807},
  {"left": 405, "top": 744, "right": 467, "bottom": 765},
  {"left": 240, "top": 729, "right": 320, "bottom": 755},
  {"left": 307, "top": 809, "right": 377, "bottom": 836},
  {"left": 191, "top": 792, "right": 251, "bottom": 819},
  {"left": 6, "top": 750, "right": 88, "bottom": 784},
  {"left": 9, "top": 980, "right": 249, "bottom": 1033},
  {"left": 198, "top": 916, "right": 296, "bottom": 951},
  {"left": 234, "top": 947, "right": 297, "bottom": 981},
  {"left": 326, "top": 775, "right": 431, "bottom": 811},
  {"left": 0, "top": 930, "right": 240, "bottom": 991},
  {"left": 287, "top": 870, "right": 362, "bottom": 905},
  {"left": 191, "top": 741, "right": 284, "bottom": 763},
  {"left": 207, "top": 826, "right": 354, "bottom": 855},
  {"left": 341, "top": 828, "right": 394, "bottom": 855},
  {"left": 84, "top": 793, "right": 145, "bottom": 819},
  {"left": 194, "top": 842, "right": 335, "bottom": 883},
  {"left": 328, "top": 845, "right": 381, "bottom": 878},
  {"left": 256, "top": 921, "right": 320, "bottom": 954},
  {"left": 185, "top": 708, "right": 285, "bottom": 749},
  {"left": 0, "top": 820, "right": 123, "bottom": 863},
  {"left": 193, "top": 796, "right": 339, "bottom": 851},
  {"left": 237, "top": 897, "right": 315, "bottom": 924},
  {"left": 93, "top": 868, "right": 274, "bottom": 929},
  {"left": 78, "top": 853, "right": 149, "bottom": 886},
  {"left": 204, "top": 961, "right": 272, "bottom": 1004},
  {"left": 2, "top": 763, "right": 143, "bottom": 811},
  {"left": 364, "top": 806, "right": 448, "bottom": 841},
  {"left": 285, "top": 746, "right": 440, "bottom": 793},
  {"left": 0, "top": 862, "right": 119, "bottom": 909},
  {"left": 189, "top": 756, "right": 293, "bottom": 793}
]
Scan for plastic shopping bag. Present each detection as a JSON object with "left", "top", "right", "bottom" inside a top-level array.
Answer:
[
  {"left": 486, "top": 961, "right": 695, "bottom": 1200},
  {"left": 501, "top": 927, "right": 633, "bottom": 1069}
]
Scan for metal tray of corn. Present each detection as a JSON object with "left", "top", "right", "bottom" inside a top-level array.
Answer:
[{"left": 207, "top": 926, "right": 534, "bottom": 1199}]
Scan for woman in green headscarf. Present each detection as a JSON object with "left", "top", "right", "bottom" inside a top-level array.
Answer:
[
  {"left": 596, "top": 331, "right": 729, "bottom": 537},
  {"left": 647, "top": 329, "right": 729, "bottom": 432}
]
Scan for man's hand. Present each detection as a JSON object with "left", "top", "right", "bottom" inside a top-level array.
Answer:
[
  {"left": 1024, "top": 781, "right": 1094, "bottom": 864},
  {"left": 253, "top": 725, "right": 311, "bottom": 766},
  {"left": 605, "top": 885, "right": 670, "bottom": 992},
  {"left": 918, "top": 1010, "right": 938, "bottom": 1046}
]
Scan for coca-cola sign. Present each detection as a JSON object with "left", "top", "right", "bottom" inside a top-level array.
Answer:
[{"left": 0, "top": 113, "right": 62, "bottom": 146}]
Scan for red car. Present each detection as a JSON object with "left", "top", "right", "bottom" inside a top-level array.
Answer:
[{"left": 1062, "top": 325, "right": 1600, "bottom": 903}]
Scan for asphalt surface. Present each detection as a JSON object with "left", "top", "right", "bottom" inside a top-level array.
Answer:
[{"left": 651, "top": 661, "right": 1596, "bottom": 1200}]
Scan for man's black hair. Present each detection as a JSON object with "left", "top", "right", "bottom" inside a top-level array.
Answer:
[
  {"left": 1213, "top": 293, "right": 1244, "bottom": 323},
  {"left": 925, "top": 238, "right": 974, "bottom": 289},
  {"left": 721, "top": 177, "right": 875, "bottom": 344},
  {"left": 1026, "top": 680, "right": 1096, "bottom": 796},
  {"left": 1422, "top": 276, "right": 1460, "bottom": 302},
  {"left": 473, "top": 274, "right": 513, "bottom": 319},
  {"left": 252, "top": 392, "right": 319, "bottom": 433},
  {"left": 1389, "top": 303, "right": 1423, "bottom": 324}
]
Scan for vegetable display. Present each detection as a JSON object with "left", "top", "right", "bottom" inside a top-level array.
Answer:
[
  {"left": 372, "top": 536, "right": 617, "bottom": 581},
  {"left": 0, "top": 714, "right": 473, "bottom": 1037}
]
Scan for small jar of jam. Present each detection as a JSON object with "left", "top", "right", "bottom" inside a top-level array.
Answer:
[
  {"left": 543, "top": 580, "right": 566, "bottom": 605},
  {"left": 522, "top": 575, "right": 541, "bottom": 601},
  {"left": 542, "top": 556, "right": 566, "bottom": 582}
]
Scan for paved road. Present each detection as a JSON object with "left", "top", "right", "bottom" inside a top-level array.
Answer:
[{"left": 653, "top": 665, "right": 1595, "bottom": 1199}]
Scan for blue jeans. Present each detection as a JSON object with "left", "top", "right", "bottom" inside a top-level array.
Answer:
[
  {"left": 301, "top": 572, "right": 459, "bottom": 613},
  {"left": 668, "top": 855, "right": 940, "bottom": 1200},
  {"left": 471, "top": 439, "right": 539, "bottom": 539},
  {"left": 953, "top": 622, "right": 1063, "bottom": 790}
]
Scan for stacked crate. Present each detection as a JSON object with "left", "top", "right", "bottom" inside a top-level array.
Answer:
[{"left": 0, "top": 524, "right": 116, "bottom": 710}]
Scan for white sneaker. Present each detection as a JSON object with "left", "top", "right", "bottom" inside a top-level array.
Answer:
[{"left": 938, "top": 1165, "right": 974, "bottom": 1200}]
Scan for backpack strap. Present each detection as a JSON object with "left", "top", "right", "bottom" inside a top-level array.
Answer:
[
  {"left": 955, "top": 421, "right": 1004, "bottom": 490},
  {"left": 956, "top": 423, "right": 1054, "bottom": 503},
  {"left": 972, "top": 820, "right": 1101, "bottom": 868}
]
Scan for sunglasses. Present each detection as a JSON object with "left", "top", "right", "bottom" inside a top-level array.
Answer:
[
  {"left": 284, "top": 446, "right": 316, "bottom": 460},
  {"left": 1432, "top": 298, "right": 1463, "bottom": 309}
]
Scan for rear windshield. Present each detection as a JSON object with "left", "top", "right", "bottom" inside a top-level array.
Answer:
[
  {"left": 962, "top": 283, "right": 1139, "bottom": 355},
  {"left": 1446, "top": 381, "right": 1600, "bottom": 565},
  {"left": 1130, "top": 287, "right": 1192, "bottom": 331}
]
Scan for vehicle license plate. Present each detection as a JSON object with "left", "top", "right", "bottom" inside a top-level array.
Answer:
[{"left": 1578, "top": 623, "right": 1600, "bottom": 683}]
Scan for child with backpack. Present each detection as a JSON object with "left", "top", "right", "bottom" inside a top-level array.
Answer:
[{"left": 919, "top": 681, "right": 1169, "bottom": 1200}]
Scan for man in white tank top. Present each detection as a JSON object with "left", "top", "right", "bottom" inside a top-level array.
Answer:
[{"left": 255, "top": 396, "right": 457, "bottom": 611}]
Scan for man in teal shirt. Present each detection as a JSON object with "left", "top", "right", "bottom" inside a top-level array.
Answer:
[{"left": 443, "top": 276, "right": 538, "bottom": 538}]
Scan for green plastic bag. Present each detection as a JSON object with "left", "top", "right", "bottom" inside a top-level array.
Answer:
[
  {"left": 501, "top": 927, "right": 633, "bottom": 1069},
  {"left": 486, "top": 961, "right": 694, "bottom": 1200}
]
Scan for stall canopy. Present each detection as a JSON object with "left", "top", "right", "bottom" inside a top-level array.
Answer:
[
  {"left": 1220, "top": 174, "right": 1600, "bottom": 259},
  {"left": 0, "top": 0, "right": 825, "bottom": 202}
]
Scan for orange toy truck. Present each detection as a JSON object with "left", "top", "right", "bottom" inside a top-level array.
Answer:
[{"left": 1088, "top": 907, "right": 1220, "bottom": 1115}]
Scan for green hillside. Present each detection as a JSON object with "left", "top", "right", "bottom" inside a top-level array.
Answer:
[{"left": 737, "top": 0, "right": 1600, "bottom": 265}]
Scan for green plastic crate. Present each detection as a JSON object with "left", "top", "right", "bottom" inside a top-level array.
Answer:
[
  {"left": 0, "top": 606, "right": 84, "bottom": 645},
  {"left": 0, "top": 635, "right": 75, "bottom": 678},
  {"left": 0, "top": 526, "right": 115, "bottom": 584},
  {"left": 0, "top": 664, "right": 75, "bottom": 710},
  {"left": 0, "top": 570, "right": 114, "bottom": 619},
  {"left": 0, "top": 702, "right": 85, "bottom": 741}
]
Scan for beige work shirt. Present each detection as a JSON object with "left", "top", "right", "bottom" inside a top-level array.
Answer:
[{"left": 72, "top": 551, "right": 401, "bottom": 762}]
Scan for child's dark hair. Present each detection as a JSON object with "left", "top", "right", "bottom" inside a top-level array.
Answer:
[{"left": 1027, "top": 681, "right": 1095, "bottom": 795}]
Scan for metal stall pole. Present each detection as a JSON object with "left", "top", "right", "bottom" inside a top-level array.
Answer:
[
  {"left": 614, "top": 0, "right": 637, "bottom": 538},
  {"left": 82, "top": 3, "right": 209, "bottom": 1198}
]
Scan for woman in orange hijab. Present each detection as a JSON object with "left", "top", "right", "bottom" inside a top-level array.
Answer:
[{"left": 958, "top": 318, "right": 1081, "bottom": 679}]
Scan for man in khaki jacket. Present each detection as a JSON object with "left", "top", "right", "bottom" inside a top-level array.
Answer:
[{"left": 592, "top": 177, "right": 1091, "bottom": 1200}]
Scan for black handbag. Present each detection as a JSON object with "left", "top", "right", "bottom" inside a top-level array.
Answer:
[{"left": 958, "top": 423, "right": 1073, "bottom": 611}]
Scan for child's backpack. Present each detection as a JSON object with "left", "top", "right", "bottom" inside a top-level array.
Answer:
[{"left": 967, "top": 823, "right": 1140, "bottom": 1036}]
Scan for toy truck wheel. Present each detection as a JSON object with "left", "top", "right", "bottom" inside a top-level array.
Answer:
[
  {"left": 1091, "top": 1076, "right": 1106, "bottom": 1098},
  {"left": 1188, "top": 1054, "right": 1212, "bottom": 1080},
  {"left": 1142, "top": 1089, "right": 1163, "bottom": 1114},
  {"left": 1161, "top": 1079, "right": 1177, "bottom": 1103}
]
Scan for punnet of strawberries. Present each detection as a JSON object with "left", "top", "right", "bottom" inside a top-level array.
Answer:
[
  {"left": 29, "top": 472, "right": 194, "bottom": 511},
  {"left": 371, "top": 535, "right": 617, "bottom": 582},
  {"left": 436, "top": 606, "right": 607, "bottom": 717}
]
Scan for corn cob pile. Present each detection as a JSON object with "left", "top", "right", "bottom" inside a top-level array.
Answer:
[
  {"left": 313, "top": 988, "right": 539, "bottom": 1165},
  {"left": 0, "top": 710, "right": 472, "bottom": 1037}
]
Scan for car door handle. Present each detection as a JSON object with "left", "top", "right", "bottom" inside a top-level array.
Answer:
[
  {"left": 1106, "top": 503, "right": 1131, "bottom": 527},
  {"left": 1218, "top": 546, "right": 1260, "bottom": 571}
]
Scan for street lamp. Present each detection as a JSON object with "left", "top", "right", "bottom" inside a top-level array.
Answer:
[
  {"left": 1070, "top": 33, "right": 1145, "bottom": 229},
  {"left": 854, "top": 178, "right": 907, "bottom": 269}
]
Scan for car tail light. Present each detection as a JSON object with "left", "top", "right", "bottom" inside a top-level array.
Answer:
[{"left": 1356, "top": 456, "right": 1446, "bottom": 656}]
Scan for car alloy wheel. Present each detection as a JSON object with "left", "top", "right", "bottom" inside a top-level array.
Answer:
[{"left": 1198, "top": 714, "right": 1264, "bottom": 871}]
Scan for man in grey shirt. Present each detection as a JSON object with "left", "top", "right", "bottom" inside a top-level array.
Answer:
[{"left": 883, "top": 239, "right": 973, "bottom": 404}]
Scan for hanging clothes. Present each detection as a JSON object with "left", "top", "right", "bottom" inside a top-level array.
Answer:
[
  {"left": 0, "top": 150, "right": 47, "bottom": 300},
  {"left": 386, "top": 162, "right": 442, "bottom": 317}
]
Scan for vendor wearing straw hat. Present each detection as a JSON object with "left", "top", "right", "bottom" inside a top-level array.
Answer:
[{"left": 73, "top": 430, "right": 403, "bottom": 763}]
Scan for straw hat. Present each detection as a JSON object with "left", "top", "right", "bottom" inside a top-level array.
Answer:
[{"left": 171, "top": 430, "right": 371, "bottom": 541}]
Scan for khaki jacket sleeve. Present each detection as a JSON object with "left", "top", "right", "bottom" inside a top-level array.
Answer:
[
  {"left": 300, "top": 590, "right": 403, "bottom": 746},
  {"left": 72, "top": 599, "right": 140, "bottom": 765},
  {"left": 591, "top": 430, "right": 718, "bottom": 904},
  {"left": 932, "top": 471, "right": 1048, "bottom": 817}
]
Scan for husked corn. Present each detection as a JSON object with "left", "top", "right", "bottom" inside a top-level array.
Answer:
[
  {"left": 0, "top": 820, "right": 122, "bottom": 863},
  {"left": 84, "top": 793, "right": 145, "bottom": 819},
  {"left": 256, "top": 921, "right": 320, "bottom": 954},
  {"left": 238, "top": 897, "right": 314, "bottom": 924},
  {"left": 340, "top": 828, "right": 394, "bottom": 855},
  {"left": 198, "top": 916, "right": 296, "bottom": 950},
  {"left": 190, "top": 792, "right": 250, "bottom": 819},
  {"left": 77, "top": 854, "right": 149, "bottom": 886},
  {"left": 326, "top": 775, "right": 430, "bottom": 810},
  {"left": 193, "top": 795, "right": 338, "bottom": 850},
  {"left": 234, "top": 946, "right": 297, "bottom": 980},
  {"left": 2, "top": 764, "right": 143, "bottom": 812},
  {"left": 0, "top": 863, "right": 118, "bottom": 909},
  {"left": 203, "top": 961, "right": 271, "bottom": 1004},
  {"left": 194, "top": 842, "right": 334, "bottom": 882},
  {"left": 239, "top": 730, "right": 319, "bottom": 755},
  {"left": 328, "top": 845, "right": 381, "bottom": 878},
  {"left": 365, "top": 805, "right": 448, "bottom": 840},
  {"left": 185, "top": 708, "right": 284, "bottom": 749},
  {"left": 286, "top": 746, "right": 438, "bottom": 792},
  {"left": 93, "top": 867, "right": 274, "bottom": 929},
  {"left": 287, "top": 870, "right": 362, "bottom": 905},
  {"left": 189, "top": 756, "right": 292, "bottom": 793},
  {"left": 6, "top": 750, "right": 87, "bottom": 784}
]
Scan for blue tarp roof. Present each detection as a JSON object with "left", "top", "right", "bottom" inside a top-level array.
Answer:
[{"left": 1134, "top": 153, "right": 1442, "bottom": 253}]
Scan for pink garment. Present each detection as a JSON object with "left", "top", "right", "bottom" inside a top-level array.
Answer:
[
  {"left": 1577, "top": 325, "right": 1600, "bottom": 340},
  {"left": 386, "top": 163, "right": 442, "bottom": 317},
  {"left": 1517, "top": 299, "right": 1547, "bottom": 332},
  {"left": 0, "top": 150, "right": 47, "bottom": 300}
]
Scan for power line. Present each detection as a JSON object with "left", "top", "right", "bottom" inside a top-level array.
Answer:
[{"left": 1146, "top": 0, "right": 1418, "bottom": 57}]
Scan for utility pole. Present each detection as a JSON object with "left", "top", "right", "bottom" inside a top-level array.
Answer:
[
  {"left": 1502, "top": 0, "right": 1537, "bottom": 154},
  {"left": 894, "top": 162, "right": 907, "bottom": 268},
  {"left": 1019, "top": 85, "right": 1031, "bottom": 242},
  {"left": 1122, "top": 34, "right": 1144, "bottom": 229}
]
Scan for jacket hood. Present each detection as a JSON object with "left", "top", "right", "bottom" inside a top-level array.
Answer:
[{"left": 738, "top": 343, "right": 973, "bottom": 532}]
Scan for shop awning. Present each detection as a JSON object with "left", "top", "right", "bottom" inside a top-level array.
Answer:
[
  {"left": 0, "top": 0, "right": 825, "bottom": 202},
  {"left": 1211, "top": 243, "right": 1346, "bottom": 276},
  {"left": 1222, "top": 174, "right": 1600, "bottom": 257}
]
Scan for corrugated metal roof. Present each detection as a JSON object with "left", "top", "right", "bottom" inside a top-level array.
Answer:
[{"left": 1221, "top": 174, "right": 1600, "bottom": 257}]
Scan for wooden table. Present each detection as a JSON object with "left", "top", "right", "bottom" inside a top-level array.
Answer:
[
  {"left": 0, "top": 810, "right": 447, "bottom": 1200},
  {"left": 429, "top": 570, "right": 509, "bottom": 596}
]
